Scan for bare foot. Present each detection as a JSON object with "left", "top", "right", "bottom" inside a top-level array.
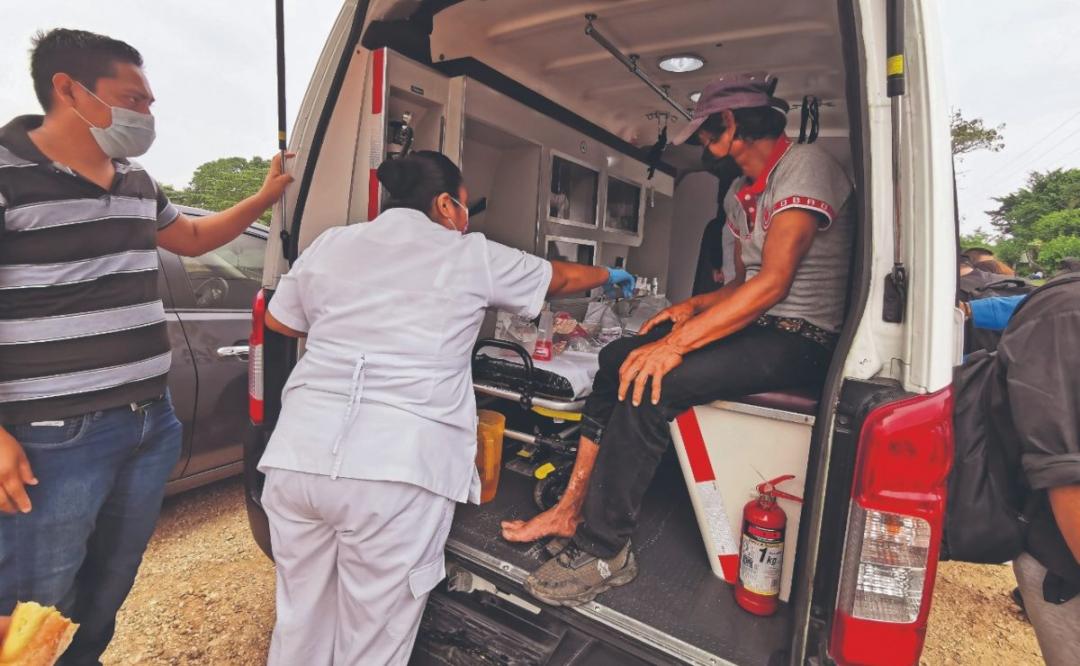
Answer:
[{"left": 501, "top": 507, "right": 581, "bottom": 543}]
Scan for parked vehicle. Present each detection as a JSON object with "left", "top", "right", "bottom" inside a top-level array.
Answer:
[
  {"left": 160, "top": 206, "right": 266, "bottom": 495},
  {"left": 245, "top": 1, "right": 958, "bottom": 664}
]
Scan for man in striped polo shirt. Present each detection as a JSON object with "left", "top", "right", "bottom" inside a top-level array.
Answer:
[{"left": 0, "top": 29, "right": 290, "bottom": 663}]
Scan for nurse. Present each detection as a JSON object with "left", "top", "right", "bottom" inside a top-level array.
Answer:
[{"left": 258, "top": 150, "right": 634, "bottom": 665}]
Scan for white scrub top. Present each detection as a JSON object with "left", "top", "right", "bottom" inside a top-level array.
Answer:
[{"left": 258, "top": 208, "right": 553, "bottom": 503}]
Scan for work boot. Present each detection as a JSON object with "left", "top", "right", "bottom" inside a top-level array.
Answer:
[{"left": 524, "top": 540, "right": 637, "bottom": 607}]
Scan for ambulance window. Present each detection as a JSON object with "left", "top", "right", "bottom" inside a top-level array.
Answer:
[
  {"left": 605, "top": 176, "right": 641, "bottom": 234},
  {"left": 546, "top": 238, "right": 596, "bottom": 266},
  {"left": 549, "top": 155, "right": 599, "bottom": 226}
]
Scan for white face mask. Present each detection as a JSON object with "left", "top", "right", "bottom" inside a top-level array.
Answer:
[
  {"left": 71, "top": 82, "right": 156, "bottom": 158},
  {"left": 448, "top": 195, "right": 469, "bottom": 234}
]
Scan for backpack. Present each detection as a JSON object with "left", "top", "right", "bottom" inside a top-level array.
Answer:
[
  {"left": 961, "top": 276, "right": 1038, "bottom": 353},
  {"left": 943, "top": 275, "right": 1080, "bottom": 563}
]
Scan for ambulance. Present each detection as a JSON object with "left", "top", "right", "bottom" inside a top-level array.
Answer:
[{"left": 243, "top": 1, "right": 958, "bottom": 663}]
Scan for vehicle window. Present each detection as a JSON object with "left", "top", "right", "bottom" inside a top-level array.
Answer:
[{"left": 180, "top": 232, "right": 265, "bottom": 309}]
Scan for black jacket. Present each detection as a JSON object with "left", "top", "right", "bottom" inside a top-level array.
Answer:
[{"left": 997, "top": 274, "right": 1080, "bottom": 591}]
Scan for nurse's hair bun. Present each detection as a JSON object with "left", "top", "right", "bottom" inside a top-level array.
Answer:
[
  {"left": 376, "top": 151, "right": 463, "bottom": 216},
  {"left": 376, "top": 158, "right": 420, "bottom": 198}
]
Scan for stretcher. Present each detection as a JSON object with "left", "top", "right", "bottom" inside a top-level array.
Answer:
[{"left": 471, "top": 339, "right": 595, "bottom": 509}]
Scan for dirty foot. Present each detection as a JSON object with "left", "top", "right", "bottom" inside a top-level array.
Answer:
[{"left": 501, "top": 507, "right": 580, "bottom": 543}]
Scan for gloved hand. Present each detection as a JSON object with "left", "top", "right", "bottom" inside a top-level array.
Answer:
[{"left": 604, "top": 267, "right": 636, "bottom": 300}]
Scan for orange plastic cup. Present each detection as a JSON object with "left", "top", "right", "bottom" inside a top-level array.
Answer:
[{"left": 476, "top": 410, "right": 506, "bottom": 504}]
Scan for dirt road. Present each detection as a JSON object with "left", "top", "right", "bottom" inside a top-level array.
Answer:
[{"left": 101, "top": 478, "right": 1042, "bottom": 665}]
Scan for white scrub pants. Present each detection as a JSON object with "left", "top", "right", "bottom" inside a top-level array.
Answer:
[{"left": 262, "top": 468, "right": 456, "bottom": 666}]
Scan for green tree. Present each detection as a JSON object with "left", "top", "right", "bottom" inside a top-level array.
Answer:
[
  {"left": 1036, "top": 235, "right": 1080, "bottom": 271},
  {"left": 950, "top": 110, "right": 1005, "bottom": 158},
  {"left": 162, "top": 156, "right": 272, "bottom": 224},
  {"left": 988, "top": 168, "right": 1080, "bottom": 238},
  {"left": 1032, "top": 208, "right": 1080, "bottom": 240},
  {"left": 959, "top": 228, "right": 997, "bottom": 252}
]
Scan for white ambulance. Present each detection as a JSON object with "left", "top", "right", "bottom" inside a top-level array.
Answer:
[{"left": 243, "top": 1, "right": 959, "bottom": 664}]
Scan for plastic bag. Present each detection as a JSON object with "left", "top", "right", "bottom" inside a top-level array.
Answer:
[
  {"left": 621, "top": 294, "right": 671, "bottom": 334},
  {"left": 494, "top": 311, "right": 538, "bottom": 355},
  {"left": 584, "top": 300, "right": 626, "bottom": 345}
]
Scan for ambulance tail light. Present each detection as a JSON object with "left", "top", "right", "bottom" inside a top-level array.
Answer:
[
  {"left": 248, "top": 289, "right": 266, "bottom": 425},
  {"left": 830, "top": 388, "right": 953, "bottom": 666}
]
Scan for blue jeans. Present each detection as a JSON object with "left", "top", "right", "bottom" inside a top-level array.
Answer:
[{"left": 0, "top": 395, "right": 182, "bottom": 666}]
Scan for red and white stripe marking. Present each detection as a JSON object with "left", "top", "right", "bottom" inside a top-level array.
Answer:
[
  {"left": 367, "top": 48, "right": 386, "bottom": 221},
  {"left": 675, "top": 409, "right": 740, "bottom": 582}
]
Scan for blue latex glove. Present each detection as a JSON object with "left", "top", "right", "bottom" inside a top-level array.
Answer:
[{"left": 604, "top": 267, "right": 636, "bottom": 299}]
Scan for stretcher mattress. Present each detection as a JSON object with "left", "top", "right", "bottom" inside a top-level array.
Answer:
[{"left": 473, "top": 349, "right": 599, "bottom": 400}]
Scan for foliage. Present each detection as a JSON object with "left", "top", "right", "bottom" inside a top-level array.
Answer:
[
  {"left": 1032, "top": 208, "right": 1080, "bottom": 240},
  {"left": 162, "top": 156, "right": 271, "bottom": 224},
  {"left": 1036, "top": 235, "right": 1080, "bottom": 271},
  {"left": 950, "top": 110, "right": 1005, "bottom": 158},
  {"left": 988, "top": 168, "right": 1080, "bottom": 239},
  {"left": 959, "top": 228, "right": 997, "bottom": 252}
]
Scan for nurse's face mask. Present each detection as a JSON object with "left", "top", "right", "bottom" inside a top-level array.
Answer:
[{"left": 447, "top": 195, "right": 469, "bottom": 234}]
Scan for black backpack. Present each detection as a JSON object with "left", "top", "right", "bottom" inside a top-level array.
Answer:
[
  {"left": 943, "top": 275, "right": 1080, "bottom": 563},
  {"left": 960, "top": 277, "right": 1037, "bottom": 353}
]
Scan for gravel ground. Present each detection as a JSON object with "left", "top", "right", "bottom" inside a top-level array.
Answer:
[{"left": 101, "top": 478, "right": 1043, "bottom": 665}]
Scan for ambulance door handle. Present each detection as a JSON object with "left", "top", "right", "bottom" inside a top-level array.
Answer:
[{"left": 217, "top": 345, "right": 250, "bottom": 361}]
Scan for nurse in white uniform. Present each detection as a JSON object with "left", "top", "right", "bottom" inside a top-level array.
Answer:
[{"left": 258, "top": 150, "right": 635, "bottom": 665}]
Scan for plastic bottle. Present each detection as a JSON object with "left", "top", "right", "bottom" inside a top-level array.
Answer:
[
  {"left": 476, "top": 410, "right": 506, "bottom": 504},
  {"left": 534, "top": 306, "right": 554, "bottom": 361}
]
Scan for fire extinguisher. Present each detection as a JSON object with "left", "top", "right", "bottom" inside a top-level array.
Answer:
[{"left": 735, "top": 474, "right": 803, "bottom": 616}]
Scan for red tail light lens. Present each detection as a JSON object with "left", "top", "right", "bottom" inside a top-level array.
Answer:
[
  {"left": 248, "top": 289, "right": 266, "bottom": 425},
  {"left": 830, "top": 388, "right": 954, "bottom": 665}
]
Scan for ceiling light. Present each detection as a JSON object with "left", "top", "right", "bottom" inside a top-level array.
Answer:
[
  {"left": 689, "top": 91, "right": 702, "bottom": 103},
  {"left": 658, "top": 54, "right": 705, "bottom": 73}
]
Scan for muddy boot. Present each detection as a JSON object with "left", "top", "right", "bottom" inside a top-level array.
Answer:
[{"left": 524, "top": 540, "right": 637, "bottom": 607}]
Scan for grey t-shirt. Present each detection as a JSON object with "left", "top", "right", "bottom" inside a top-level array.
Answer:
[{"left": 724, "top": 138, "right": 854, "bottom": 333}]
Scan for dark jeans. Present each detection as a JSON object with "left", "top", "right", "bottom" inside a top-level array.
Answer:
[
  {"left": 574, "top": 323, "right": 831, "bottom": 558},
  {"left": 0, "top": 395, "right": 182, "bottom": 666}
]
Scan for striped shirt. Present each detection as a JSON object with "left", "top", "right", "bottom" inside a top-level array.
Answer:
[{"left": 0, "top": 115, "right": 179, "bottom": 424}]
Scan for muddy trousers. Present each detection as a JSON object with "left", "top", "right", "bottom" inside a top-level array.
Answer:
[
  {"left": 574, "top": 323, "right": 831, "bottom": 559},
  {"left": 1014, "top": 552, "right": 1080, "bottom": 666},
  {"left": 262, "top": 469, "right": 455, "bottom": 666}
]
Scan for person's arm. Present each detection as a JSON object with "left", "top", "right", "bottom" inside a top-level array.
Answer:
[
  {"left": 667, "top": 211, "right": 815, "bottom": 352},
  {"left": 547, "top": 261, "right": 610, "bottom": 297},
  {"left": 547, "top": 262, "right": 634, "bottom": 299},
  {"left": 157, "top": 152, "right": 294, "bottom": 257},
  {"left": 969, "top": 295, "right": 1027, "bottom": 331},
  {"left": 619, "top": 212, "right": 817, "bottom": 405},
  {"left": 1049, "top": 485, "right": 1080, "bottom": 564},
  {"left": 640, "top": 238, "right": 745, "bottom": 335},
  {"left": 266, "top": 311, "right": 306, "bottom": 338}
]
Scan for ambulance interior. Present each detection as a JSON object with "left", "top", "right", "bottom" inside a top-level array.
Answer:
[{"left": 360, "top": 0, "right": 857, "bottom": 660}]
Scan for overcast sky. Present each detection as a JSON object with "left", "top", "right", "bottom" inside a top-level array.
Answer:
[{"left": 2, "top": 1, "right": 1078, "bottom": 235}]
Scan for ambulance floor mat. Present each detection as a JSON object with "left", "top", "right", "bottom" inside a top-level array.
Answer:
[{"left": 448, "top": 454, "right": 793, "bottom": 664}]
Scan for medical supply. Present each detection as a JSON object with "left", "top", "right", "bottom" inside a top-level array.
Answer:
[
  {"left": 476, "top": 410, "right": 506, "bottom": 504},
  {"left": 534, "top": 307, "right": 554, "bottom": 361}
]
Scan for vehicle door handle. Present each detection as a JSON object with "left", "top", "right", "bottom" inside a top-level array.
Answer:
[{"left": 216, "top": 345, "right": 250, "bottom": 360}]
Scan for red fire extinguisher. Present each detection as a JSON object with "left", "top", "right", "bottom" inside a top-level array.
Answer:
[{"left": 735, "top": 474, "right": 803, "bottom": 616}]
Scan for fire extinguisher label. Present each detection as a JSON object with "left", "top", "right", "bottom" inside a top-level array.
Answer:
[{"left": 739, "top": 534, "right": 784, "bottom": 596}]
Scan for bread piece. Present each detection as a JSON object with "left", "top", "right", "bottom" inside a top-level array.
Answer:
[{"left": 0, "top": 602, "right": 78, "bottom": 666}]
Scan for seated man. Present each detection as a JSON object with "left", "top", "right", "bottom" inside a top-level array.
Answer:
[{"left": 501, "top": 73, "right": 855, "bottom": 606}]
